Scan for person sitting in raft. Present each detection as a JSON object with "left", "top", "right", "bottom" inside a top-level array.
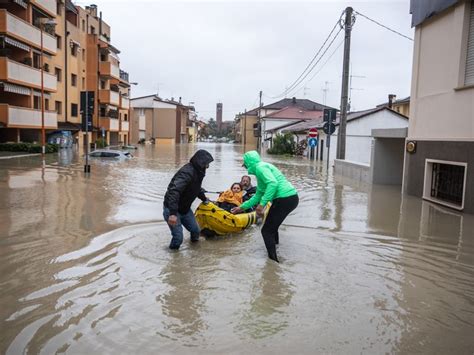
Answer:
[
  {"left": 241, "top": 175, "right": 257, "bottom": 202},
  {"left": 217, "top": 182, "right": 243, "bottom": 212}
]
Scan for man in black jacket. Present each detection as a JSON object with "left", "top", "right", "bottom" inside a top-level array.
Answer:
[{"left": 163, "top": 149, "right": 214, "bottom": 249}]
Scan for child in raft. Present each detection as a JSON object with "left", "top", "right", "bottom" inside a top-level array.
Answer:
[{"left": 217, "top": 182, "right": 243, "bottom": 212}]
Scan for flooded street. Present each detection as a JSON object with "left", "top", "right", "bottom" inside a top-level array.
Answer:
[{"left": 1, "top": 144, "right": 474, "bottom": 354}]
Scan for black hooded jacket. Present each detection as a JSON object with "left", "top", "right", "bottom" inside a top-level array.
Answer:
[{"left": 164, "top": 149, "right": 214, "bottom": 215}]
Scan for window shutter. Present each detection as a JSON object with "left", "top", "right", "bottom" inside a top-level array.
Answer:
[{"left": 465, "top": 1, "right": 474, "bottom": 85}]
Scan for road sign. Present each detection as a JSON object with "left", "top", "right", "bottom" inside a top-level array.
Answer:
[
  {"left": 308, "top": 128, "right": 318, "bottom": 138},
  {"left": 308, "top": 137, "right": 317, "bottom": 147},
  {"left": 323, "top": 122, "right": 336, "bottom": 135},
  {"left": 323, "top": 108, "right": 337, "bottom": 122}
]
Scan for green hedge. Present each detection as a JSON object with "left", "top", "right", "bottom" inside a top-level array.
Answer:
[
  {"left": 267, "top": 133, "right": 296, "bottom": 155},
  {"left": 0, "top": 143, "right": 59, "bottom": 154}
]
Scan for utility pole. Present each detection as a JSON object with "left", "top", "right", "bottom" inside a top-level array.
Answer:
[{"left": 336, "top": 6, "right": 354, "bottom": 160}]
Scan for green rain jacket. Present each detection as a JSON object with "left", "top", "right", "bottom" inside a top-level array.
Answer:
[{"left": 240, "top": 151, "right": 297, "bottom": 210}]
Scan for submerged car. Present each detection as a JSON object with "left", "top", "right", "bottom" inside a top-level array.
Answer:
[{"left": 88, "top": 149, "right": 132, "bottom": 158}]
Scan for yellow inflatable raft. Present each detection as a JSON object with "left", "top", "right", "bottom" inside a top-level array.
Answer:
[{"left": 195, "top": 202, "right": 266, "bottom": 236}]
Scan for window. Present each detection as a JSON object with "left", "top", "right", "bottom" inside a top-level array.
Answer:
[
  {"left": 100, "top": 80, "right": 106, "bottom": 89},
  {"left": 71, "top": 103, "right": 78, "bottom": 117},
  {"left": 71, "top": 74, "right": 77, "bottom": 86},
  {"left": 71, "top": 45, "right": 78, "bottom": 56},
  {"left": 100, "top": 106, "right": 106, "bottom": 117},
  {"left": 34, "top": 96, "right": 40, "bottom": 109},
  {"left": 82, "top": 19, "right": 85, "bottom": 31},
  {"left": 100, "top": 53, "right": 107, "bottom": 62},
  {"left": 138, "top": 108, "right": 145, "bottom": 116},
  {"left": 55, "top": 101, "right": 62, "bottom": 114},
  {"left": 124, "top": 113, "right": 128, "bottom": 121},
  {"left": 44, "top": 98, "right": 50, "bottom": 111},
  {"left": 55, "top": 67, "right": 62, "bottom": 82},
  {"left": 465, "top": 1, "right": 474, "bottom": 85},
  {"left": 82, "top": 49, "right": 85, "bottom": 61},
  {"left": 90, "top": 25, "right": 95, "bottom": 34},
  {"left": 423, "top": 159, "right": 468, "bottom": 210},
  {"left": 82, "top": 77, "right": 85, "bottom": 88},
  {"left": 33, "top": 52, "right": 41, "bottom": 69},
  {"left": 56, "top": 35, "right": 62, "bottom": 49}
]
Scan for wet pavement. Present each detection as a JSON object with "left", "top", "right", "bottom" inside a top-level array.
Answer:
[{"left": 0, "top": 144, "right": 473, "bottom": 354}]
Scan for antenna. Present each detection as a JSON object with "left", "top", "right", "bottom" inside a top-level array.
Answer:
[
  {"left": 321, "top": 81, "right": 331, "bottom": 105},
  {"left": 348, "top": 63, "right": 365, "bottom": 112},
  {"left": 303, "top": 86, "right": 311, "bottom": 98}
]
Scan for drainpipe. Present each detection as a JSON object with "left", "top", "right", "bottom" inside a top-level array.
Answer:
[{"left": 64, "top": 17, "right": 68, "bottom": 123}]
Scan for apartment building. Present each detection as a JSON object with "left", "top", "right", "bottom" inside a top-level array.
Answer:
[
  {"left": 403, "top": 0, "right": 474, "bottom": 212},
  {"left": 130, "top": 95, "right": 196, "bottom": 144},
  {"left": 0, "top": 0, "right": 131, "bottom": 145}
]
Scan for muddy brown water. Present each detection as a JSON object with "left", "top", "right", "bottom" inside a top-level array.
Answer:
[{"left": 0, "top": 144, "right": 473, "bottom": 354}]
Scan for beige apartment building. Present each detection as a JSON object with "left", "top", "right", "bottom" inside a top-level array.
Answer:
[
  {"left": 0, "top": 0, "right": 131, "bottom": 145},
  {"left": 404, "top": 0, "right": 474, "bottom": 212},
  {"left": 130, "top": 95, "right": 196, "bottom": 145}
]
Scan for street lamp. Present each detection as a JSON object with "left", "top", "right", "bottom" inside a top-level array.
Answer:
[{"left": 39, "top": 18, "right": 56, "bottom": 156}]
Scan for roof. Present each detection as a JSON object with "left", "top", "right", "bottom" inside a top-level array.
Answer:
[
  {"left": 267, "top": 120, "right": 307, "bottom": 133},
  {"left": 410, "top": 0, "right": 459, "bottom": 27},
  {"left": 264, "top": 106, "right": 324, "bottom": 120},
  {"left": 281, "top": 107, "right": 408, "bottom": 133},
  {"left": 262, "top": 98, "right": 335, "bottom": 111}
]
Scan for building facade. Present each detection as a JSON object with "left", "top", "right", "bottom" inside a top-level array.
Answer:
[
  {"left": 403, "top": 0, "right": 474, "bottom": 212},
  {"left": 0, "top": 1, "right": 131, "bottom": 145},
  {"left": 130, "top": 95, "right": 196, "bottom": 145}
]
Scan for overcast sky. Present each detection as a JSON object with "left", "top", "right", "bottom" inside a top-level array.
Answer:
[{"left": 75, "top": 0, "right": 414, "bottom": 121}]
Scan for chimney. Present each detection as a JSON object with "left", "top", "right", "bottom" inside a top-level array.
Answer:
[
  {"left": 88, "top": 4, "right": 98, "bottom": 17},
  {"left": 292, "top": 97, "right": 296, "bottom": 104},
  {"left": 179, "top": 96, "right": 182, "bottom": 104},
  {"left": 388, "top": 94, "right": 396, "bottom": 109}
]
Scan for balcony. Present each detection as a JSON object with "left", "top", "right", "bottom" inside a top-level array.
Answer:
[
  {"left": 31, "top": 0, "right": 57, "bottom": 17},
  {"left": 121, "top": 121, "right": 129, "bottom": 132},
  {"left": 0, "top": 10, "right": 56, "bottom": 54},
  {"left": 99, "top": 90, "right": 120, "bottom": 106},
  {"left": 0, "top": 57, "right": 56, "bottom": 91},
  {"left": 99, "top": 117, "right": 119, "bottom": 132},
  {"left": 99, "top": 61, "right": 120, "bottom": 79},
  {"left": 120, "top": 96, "right": 130, "bottom": 109},
  {"left": 0, "top": 104, "right": 57, "bottom": 128},
  {"left": 119, "top": 70, "right": 129, "bottom": 83}
]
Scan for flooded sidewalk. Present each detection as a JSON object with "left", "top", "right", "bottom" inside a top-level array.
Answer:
[{"left": 0, "top": 144, "right": 473, "bottom": 354}]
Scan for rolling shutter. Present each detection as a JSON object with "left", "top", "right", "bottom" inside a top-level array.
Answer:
[{"left": 465, "top": 0, "right": 474, "bottom": 85}]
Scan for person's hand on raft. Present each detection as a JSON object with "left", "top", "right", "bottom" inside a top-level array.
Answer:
[
  {"left": 256, "top": 205, "right": 265, "bottom": 217},
  {"left": 168, "top": 215, "right": 178, "bottom": 226},
  {"left": 231, "top": 206, "right": 243, "bottom": 214}
]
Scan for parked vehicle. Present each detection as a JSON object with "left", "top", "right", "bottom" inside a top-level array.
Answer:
[
  {"left": 89, "top": 149, "right": 132, "bottom": 159},
  {"left": 47, "top": 131, "right": 74, "bottom": 148}
]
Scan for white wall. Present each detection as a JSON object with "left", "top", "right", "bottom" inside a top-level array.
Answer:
[
  {"left": 409, "top": 1, "right": 474, "bottom": 140},
  {"left": 262, "top": 118, "right": 301, "bottom": 149}
]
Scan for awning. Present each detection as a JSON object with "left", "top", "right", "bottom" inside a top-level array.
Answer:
[
  {"left": 69, "top": 39, "right": 81, "bottom": 48},
  {"left": 0, "top": 82, "right": 31, "bottom": 96},
  {"left": 0, "top": 35, "right": 31, "bottom": 52},
  {"left": 58, "top": 122, "right": 81, "bottom": 131},
  {"left": 13, "top": 0, "right": 28, "bottom": 9},
  {"left": 33, "top": 90, "right": 52, "bottom": 99}
]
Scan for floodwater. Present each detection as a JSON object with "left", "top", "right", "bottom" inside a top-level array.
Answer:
[{"left": 0, "top": 144, "right": 473, "bottom": 354}]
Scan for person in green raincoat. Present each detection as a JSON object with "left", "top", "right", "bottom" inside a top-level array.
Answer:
[{"left": 231, "top": 151, "right": 299, "bottom": 262}]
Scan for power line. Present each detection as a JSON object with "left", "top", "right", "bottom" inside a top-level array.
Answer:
[
  {"left": 354, "top": 10, "right": 414, "bottom": 41},
  {"left": 284, "top": 28, "right": 343, "bottom": 97},
  {"left": 267, "top": 15, "right": 343, "bottom": 99}
]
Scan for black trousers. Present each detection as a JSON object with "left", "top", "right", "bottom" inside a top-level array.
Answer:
[{"left": 261, "top": 194, "right": 299, "bottom": 262}]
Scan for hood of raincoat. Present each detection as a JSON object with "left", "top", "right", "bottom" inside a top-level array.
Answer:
[
  {"left": 243, "top": 150, "right": 261, "bottom": 175},
  {"left": 190, "top": 149, "right": 214, "bottom": 174}
]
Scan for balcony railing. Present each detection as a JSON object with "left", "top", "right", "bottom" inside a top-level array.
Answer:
[
  {"left": 0, "top": 104, "right": 57, "bottom": 128},
  {"left": 0, "top": 57, "right": 56, "bottom": 91},
  {"left": 0, "top": 10, "right": 56, "bottom": 54},
  {"left": 99, "top": 117, "right": 119, "bottom": 132},
  {"left": 119, "top": 70, "right": 129, "bottom": 82},
  {"left": 99, "top": 61, "right": 120, "bottom": 79},
  {"left": 99, "top": 90, "right": 120, "bottom": 106},
  {"left": 32, "top": 0, "right": 57, "bottom": 17},
  {"left": 121, "top": 121, "right": 129, "bottom": 132},
  {"left": 120, "top": 96, "right": 130, "bottom": 109}
]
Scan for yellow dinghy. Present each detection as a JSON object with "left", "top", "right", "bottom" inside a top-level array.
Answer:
[{"left": 195, "top": 202, "right": 264, "bottom": 236}]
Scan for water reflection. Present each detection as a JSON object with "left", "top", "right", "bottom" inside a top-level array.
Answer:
[{"left": 0, "top": 144, "right": 474, "bottom": 353}]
